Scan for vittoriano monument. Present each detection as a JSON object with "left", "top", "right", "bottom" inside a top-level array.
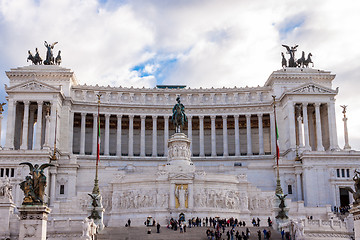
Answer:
[
  {"left": 171, "top": 96, "right": 187, "bottom": 133},
  {"left": 281, "top": 44, "right": 313, "bottom": 68},
  {"left": 19, "top": 162, "right": 54, "bottom": 205},
  {"left": 27, "top": 41, "right": 62, "bottom": 65}
]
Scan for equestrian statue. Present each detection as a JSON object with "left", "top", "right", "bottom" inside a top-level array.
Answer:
[
  {"left": 171, "top": 96, "right": 187, "bottom": 133},
  {"left": 281, "top": 44, "right": 314, "bottom": 68}
]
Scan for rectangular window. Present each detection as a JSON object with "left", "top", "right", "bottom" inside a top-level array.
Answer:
[
  {"left": 342, "top": 169, "right": 345, "bottom": 178},
  {"left": 337, "top": 169, "right": 340, "bottom": 178},
  {"left": 288, "top": 185, "right": 293, "bottom": 194},
  {"left": 5, "top": 168, "right": 9, "bottom": 177},
  {"left": 11, "top": 168, "right": 15, "bottom": 177},
  {"left": 60, "top": 185, "right": 65, "bottom": 195},
  {"left": 347, "top": 169, "right": 350, "bottom": 178}
]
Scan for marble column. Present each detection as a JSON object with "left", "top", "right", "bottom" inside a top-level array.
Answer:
[
  {"left": 28, "top": 106, "right": 35, "bottom": 150},
  {"left": 92, "top": 113, "right": 98, "bottom": 155},
  {"left": 44, "top": 112, "right": 51, "bottom": 149},
  {"left": 49, "top": 102, "right": 57, "bottom": 151},
  {"left": 297, "top": 116, "right": 304, "bottom": 147},
  {"left": 188, "top": 184, "right": 194, "bottom": 209},
  {"left": 152, "top": 115, "right": 157, "bottom": 157},
  {"left": 164, "top": 116, "right": 169, "bottom": 157},
  {"left": 342, "top": 107, "right": 351, "bottom": 150},
  {"left": 104, "top": 114, "right": 110, "bottom": 156},
  {"left": 140, "top": 115, "right": 146, "bottom": 157},
  {"left": 270, "top": 113, "right": 276, "bottom": 155},
  {"left": 258, "top": 114, "right": 264, "bottom": 155},
  {"left": 20, "top": 101, "right": 30, "bottom": 150},
  {"left": 296, "top": 172, "right": 302, "bottom": 201},
  {"left": 211, "top": 115, "right": 216, "bottom": 156},
  {"left": 35, "top": 101, "right": 43, "bottom": 150},
  {"left": 49, "top": 168, "right": 57, "bottom": 207},
  {"left": 67, "top": 111, "right": 73, "bottom": 153},
  {"left": 188, "top": 116, "right": 192, "bottom": 153},
  {"left": 222, "top": 115, "right": 228, "bottom": 156},
  {"left": 302, "top": 103, "right": 311, "bottom": 150},
  {"left": 128, "top": 115, "right": 134, "bottom": 157},
  {"left": 169, "top": 183, "right": 175, "bottom": 209},
  {"left": 288, "top": 102, "right": 296, "bottom": 149},
  {"left": 4, "top": 99, "right": 15, "bottom": 149},
  {"left": 329, "top": 101, "right": 339, "bottom": 149},
  {"left": 199, "top": 116, "right": 204, "bottom": 157},
  {"left": 116, "top": 115, "right": 122, "bottom": 156},
  {"left": 80, "top": 113, "right": 86, "bottom": 155},
  {"left": 314, "top": 103, "right": 324, "bottom": 151},
  {"left": 246, "top": 114, "right": 252, "bottom": 155},
  {"left": 234, "top": 115, "right": 240, "bottom": 156}
]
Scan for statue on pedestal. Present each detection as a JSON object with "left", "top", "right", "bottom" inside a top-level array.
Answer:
[
  {"left": 281, "top": 45, "right": 314, "bottom": 68},
  {"left": 43, "top": 41, "right": 58, "bottom": 65},
  {"left": 0, "top": 177, "right": 13, "bottom": 203},
  {"left": 172, "top": 96, "right": 187, "bottom": 133},
  {"left": 276, "top": 193, "right": 289, "bottom": 219},
  {"left": 175, "top": 184, "right": 188, "bottom": 209},
  {"left": 19, "top": 162, "right": 54, "bottom": 205}
]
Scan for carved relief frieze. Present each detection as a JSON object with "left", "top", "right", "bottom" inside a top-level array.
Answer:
[{"left": 113, "top": 189, "right": 168, "bottom": 210}]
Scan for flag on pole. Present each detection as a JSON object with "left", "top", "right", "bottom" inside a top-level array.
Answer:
[{"left": 275, "top": 117, "right": 280, "bottom": 166}]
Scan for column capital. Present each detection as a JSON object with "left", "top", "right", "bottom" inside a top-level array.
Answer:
[
  {"left": 188, "top": 115, "right": 193, "bottom": 120},
  {"left": 314, "top": 102, "right": 321, "bottom": 107},
  {"left": 128, "top": 114, "right": 134, "bottom": 119},
  {"left": 164, "top": 115, "right": 170, "bottom": 120},
  {"left": 152, "top": 115, "right": 158, "bottom": 119},
  {"left": 81, "top": 112, "right": 87, "bottom": 117},
  {"left": 302, "top": 102, "right": 308, "bottom": 107},
  {"left": 23, "top": 100, "right": 30, "bottom": 105},
  {"left": 210, "top": 115, "right": 216, "bottom": 120},
  {"left": 297, "top": 116, "right": 303, "bottom": 122},
  {"left": 105, "top": 113, "right": 111, "bottom": 118},
  {"left": 245, "top": 114, "right": 251, "bottom": 118},
  {"left": 222, "top": 115, "right": 227, "bottom": 119},
  {"left": 140, "top": 115, "right": 146, "bottom": 120},
  {"left": 257, "top": 113, "right": 263, "bottom": 118},
  {"left": 233, "top": 114, "right": 239, "bottom": 119},
  {"left": 37, "top": 100, "right": 43, "bottom": 106},
  {"left": 93, "top": 113, "right": 98, "bottom": 117},
  {"left": 199, "top": 115, "right": 204, "bottom": 120},
  {"left": 117, "top": 114, "right": 122, "bottom": 119}
]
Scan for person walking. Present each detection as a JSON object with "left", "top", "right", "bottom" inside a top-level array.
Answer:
[
  {"left": 257, "top": 230, "right": 262, "bottom": 240},
  {"left": 127, "top": 219, "right": 131, "bottom": 227},
  {"left": 157, "top": 223, "right": 160, "bottom": 233}
]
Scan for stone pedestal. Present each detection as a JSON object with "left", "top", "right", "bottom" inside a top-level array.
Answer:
[
  {"left": 18, "top": 205, "right": 51, "bottom": 240},
  {"left": 350, "top": 204, "right": 360, "bottom": 240},
  {"left": 0, "top": 202, "right": 16, "bottom": 238},
  {"left": 165, "top": 133, "right": 195, "bottom": 173}
]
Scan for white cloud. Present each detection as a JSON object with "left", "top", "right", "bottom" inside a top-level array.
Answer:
[{"left": 0, "top": 0, "right": 360, "bottom": 149}]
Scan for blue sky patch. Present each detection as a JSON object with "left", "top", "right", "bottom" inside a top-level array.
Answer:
[{"left": 278, "top": 15, "right": 305, "bottom": 39}]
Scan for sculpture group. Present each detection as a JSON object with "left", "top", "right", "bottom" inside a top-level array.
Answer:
[
  {"left": 19, "top": 162, "right": 54, "bottom": 205},
  {"left": 281, "top": 45, "right": 313, "bottom": 68},
  {"left": 172, "top": 96, "right": 187, "bottom": 133},
  {"left": 27, "top": 41, "right": 62, "bottom": 65}
]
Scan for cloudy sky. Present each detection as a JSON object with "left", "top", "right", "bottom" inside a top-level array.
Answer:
[{"left": 0, "top": 0, "right": 359, "bottom": 149}]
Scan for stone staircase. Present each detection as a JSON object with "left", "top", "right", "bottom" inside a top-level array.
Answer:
[{"left": 97, "top": 226, "right": 282, "bottom": 240}]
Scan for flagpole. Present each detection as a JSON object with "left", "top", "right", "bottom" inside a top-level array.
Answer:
[
  {"left": 92, "top": 94, "right": 101, "bottom": 195},
  {"left": 272, "top": 95, "right": 283, "bottom": 195}
]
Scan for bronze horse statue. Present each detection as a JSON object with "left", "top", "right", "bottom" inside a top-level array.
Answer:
[
  {"left": 171, "top": 97, "right": 187, "bottom": 133},
  {"left": 304, "top": 53, "right": 314, "bottom": 68},
  {"left": 345, "top": 169, "right": 360, "bottom": 205},
  {"left": 27, "top": 49, "right": 42, "bottom": 65},
  {"left": 297, "top": 51, "right": 305, "bottom": 68}
]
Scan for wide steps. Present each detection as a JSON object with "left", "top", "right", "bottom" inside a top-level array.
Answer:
[{"left": 97, "top": 226, "right": 282, "bottom": 240}]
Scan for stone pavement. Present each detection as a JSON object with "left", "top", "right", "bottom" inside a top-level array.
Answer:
[{"left": 97, "top": 226, "right": 282, "bottom": 240}]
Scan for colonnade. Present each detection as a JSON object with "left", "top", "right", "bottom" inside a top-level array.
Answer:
[
  {"left": 4, "top": 100, "right": 53, "bottom": 151},
  {"left": 73, "top": 113, "right": 276, "bottom": 157}
]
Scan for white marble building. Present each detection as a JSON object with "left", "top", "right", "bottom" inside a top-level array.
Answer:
[{"left": 0, "top": 65, "right": 359, "bottom": 239}]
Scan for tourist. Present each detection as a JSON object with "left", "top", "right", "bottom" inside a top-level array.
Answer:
[
  {"left": 179, "top": 222, "right": 183, "bottom": 233},
  {"left": 227, "top": 230, "right": 230, "bottom": 240},
  {"left": 127, "top": 218, "right": 131, "bottom": 227},
  {"left": 246, "top": 227, "right": 250, "bottom": 238},
  {"left": 206, "top": 217, "right": 209, "bottom": 226},
  {"left": 184, "top": 223, "right": 186, "bottom": 232},
  {"left": 267, "top": 217, "right": 272, "bottom": 227},
  {"left": 257, "top": 230, "right": 262, "bottom": 240},
  {"left": 252, "top": 218, "right": 256, "bottom": 226},
  {"left": 257, "top": 217, "right": 260, "bottom": 227},
  {"left": 156, "top": 223, "right": 160, "bottom": 233},
  {"left": 266, "top": 230, "right": 271, "bottom": 239},
  {"left": 263, "top": 229, "right": 267, "bottom": 239},
  {"left": 147, "top": 228, "right": 151, "bottom": 234},
  {"left": 281, "top": 229, "right": 284, "bottom": 240}
]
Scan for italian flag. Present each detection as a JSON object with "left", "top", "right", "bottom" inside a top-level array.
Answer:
[{"left": 275, "top": 120, "right": 280, "bottom": 165}]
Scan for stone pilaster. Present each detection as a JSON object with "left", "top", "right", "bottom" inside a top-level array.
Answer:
[
  {"left": 140, "top": 115, "right": 146, "bottom": 157},
  {"left": 4, "top": 99, "right": 15, "bottom": 150},
  {"left": 128, "top": 115, "right": 134, "bottom": 157},
  {"left": 302, "top": 103, "right": 311, "bottom": 150},
  {"left": 164, "top": 116, "right": 169, "bottom": 157},
  {"left": 116, "top": 115, "right": 122, "bottom": 156},
  {"left": 199, "top": 116, "right": 204, "bottom": 157},
  {"left": 297, "top": 116, "right": 304, "bottom": 147},
  {"left": 18, "top": 205, "right": 51, "bottom": 240},
  {"left": 187, "top": 116, "right": 192, "bottom": 153}
]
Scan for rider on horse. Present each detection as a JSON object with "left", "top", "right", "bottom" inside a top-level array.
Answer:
[{"left": 172, "top": 96, "right": 187, "bottom": 133}]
